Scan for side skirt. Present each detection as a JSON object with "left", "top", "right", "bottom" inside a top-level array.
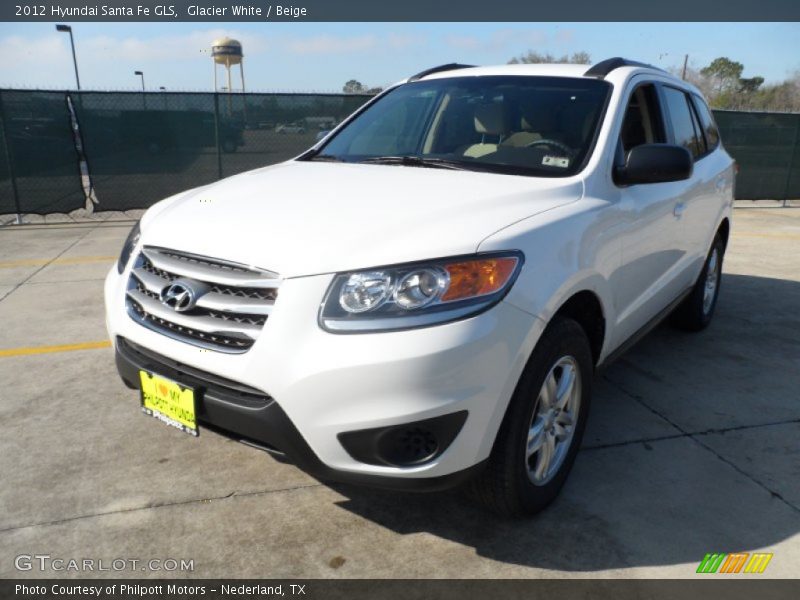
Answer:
[{"left": 596, "top": 287, "right": 692, "bottom": 375}]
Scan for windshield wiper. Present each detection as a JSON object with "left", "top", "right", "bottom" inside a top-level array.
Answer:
[
  {"left": 308, "top": 154, "right": 345, "bottom": 162},
  {"left": 359, "top": 156, "right": 467, "bottom": 170}
]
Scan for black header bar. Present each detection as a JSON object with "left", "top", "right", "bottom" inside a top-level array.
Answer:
[
  {"left": 4, "top": 0, "right": 800, "bottom": 22},
  {"left": 3, "top": 579, "right": 800, "bottom": 600}
]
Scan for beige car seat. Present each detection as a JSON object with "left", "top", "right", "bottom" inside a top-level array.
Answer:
[
  {"left": 503, "top": 106, "right": 559, "bottom": 147},
  {"left": 462, "top": 104, "right": 509, "bottom": 158}
]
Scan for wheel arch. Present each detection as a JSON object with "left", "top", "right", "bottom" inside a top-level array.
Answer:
[
  {"left": 717, "top": 217, "right": 731, "bottom": 251},
  {"left": 550, "top": 290, "right": 606, "bottom": 367}
]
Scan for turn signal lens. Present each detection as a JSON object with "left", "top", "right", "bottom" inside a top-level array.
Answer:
[{"left": 441, "top": 257, "right": 519, "bottom": 302}]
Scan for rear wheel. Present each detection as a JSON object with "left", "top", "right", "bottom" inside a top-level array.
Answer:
[
  {"left": 471, "top": 317, "right": 592, "bottom": 516},
  {"left": 671, "top": 235, "right": 725, "bottom": 332}
]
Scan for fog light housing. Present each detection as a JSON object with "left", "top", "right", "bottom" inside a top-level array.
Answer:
[{"left": 337, "top": 411, "right": 468, "bottom": 467}]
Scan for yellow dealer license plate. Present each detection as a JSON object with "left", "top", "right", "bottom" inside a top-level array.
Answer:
[{"left": 139, "top": 370, "right": 198, "bottom": 437}]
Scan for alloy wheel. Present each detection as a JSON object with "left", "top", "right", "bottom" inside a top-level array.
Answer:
[
  {"left": 703, "top": 248, "right": 720, "bottom": 315},
  {"left": 526, "top": 355, "right": 582, "bottom": 486}
]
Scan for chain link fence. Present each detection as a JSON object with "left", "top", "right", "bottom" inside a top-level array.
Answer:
[{"left": 0, "top": 89, "right": 798, "bottom": 214}]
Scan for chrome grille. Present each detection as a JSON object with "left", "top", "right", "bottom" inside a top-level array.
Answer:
[{"left": 125, "top": 247, "right": 280, "bottom": 353}]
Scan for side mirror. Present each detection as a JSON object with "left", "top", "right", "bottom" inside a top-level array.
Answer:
[{"left": 615, "top": 144, "right": 693, "bottom": 185}]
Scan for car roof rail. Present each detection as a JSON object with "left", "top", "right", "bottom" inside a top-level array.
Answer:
[
  {"left": 407, "top": 63, "right": 475, "bottom": 82},
  {"left": 584, "top": 57, "right": 666, "bottom": 79}
]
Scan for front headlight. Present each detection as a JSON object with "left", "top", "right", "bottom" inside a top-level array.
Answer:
[
  {"left": 319, "top": 251, "right": 523, "bottom": 333},
  {"left": 116, "top": 220, "right": 141, "bottom": 274}
]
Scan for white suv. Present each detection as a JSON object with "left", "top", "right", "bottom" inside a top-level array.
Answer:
[{"left": 105, "top": 58, "right": 733, "bottom": 515}]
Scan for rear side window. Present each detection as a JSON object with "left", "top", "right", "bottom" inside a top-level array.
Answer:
[
  {"left": 662, "top": 87, "right": 704, "bottom": 159},
  {"left": 692, "top": 95, "right": 720, "bottom": 150},
  {"left": 688, "top": 101, "right": 707, "bottom": 155}
]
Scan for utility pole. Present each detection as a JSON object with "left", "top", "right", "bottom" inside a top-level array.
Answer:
[{"left": 681, "top": 54, "right": 689, "bottom": 80}]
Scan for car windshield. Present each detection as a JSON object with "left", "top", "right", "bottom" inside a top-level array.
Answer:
[{"left": 309, "top": 75, "right": 611, "bottom": 177}]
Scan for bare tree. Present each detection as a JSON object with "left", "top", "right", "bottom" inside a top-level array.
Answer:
[
  {"left": 343, "top": 79, "right": 366, "bottom": 94},
  {"left": 508, "top": 51, "right": 591, "bottom": 65},
  {"left": 668, "top": 63, "right": 715, "bottom": 99}
]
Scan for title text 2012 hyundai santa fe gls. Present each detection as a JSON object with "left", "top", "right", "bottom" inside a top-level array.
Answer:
[{"left": 105, "top": 58, "right": 734, "bottom": 515}]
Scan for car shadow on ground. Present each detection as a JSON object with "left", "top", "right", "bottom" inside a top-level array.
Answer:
[{"left": 325, "top": 273, "right": 800, "bottom": 572}]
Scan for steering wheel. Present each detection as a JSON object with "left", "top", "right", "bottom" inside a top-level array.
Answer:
[{"left": 525, "top": 139, "right": 574, "bottom": 156}]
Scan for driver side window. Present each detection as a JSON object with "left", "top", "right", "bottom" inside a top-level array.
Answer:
[{"left": 619, "top": 84, "right": 666, "bottom": 153}]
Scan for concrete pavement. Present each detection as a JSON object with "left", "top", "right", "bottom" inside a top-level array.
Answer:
[{"left": 1, "top": 207, "right": 798, "bottom": 578}]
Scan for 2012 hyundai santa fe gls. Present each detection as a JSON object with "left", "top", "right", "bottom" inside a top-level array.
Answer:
[{"left": 105, "top": 58, "right": 734, "bottom": 515}]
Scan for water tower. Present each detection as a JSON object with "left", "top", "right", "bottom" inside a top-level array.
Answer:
[{"left": 212, "top": 37, "right": 245, "bottom": 94}]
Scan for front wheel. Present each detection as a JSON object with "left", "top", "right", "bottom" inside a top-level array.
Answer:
[
  {"left": 471, "top": 317, "right": 592, "bottom": 516},
  {"left": 671, "top": 235, "right": 725, "bottom": 332}
]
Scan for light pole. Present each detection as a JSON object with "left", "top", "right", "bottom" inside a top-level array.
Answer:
[
  {"left": 134, "top": 71, "right": 146, "bottom": 109},
  {"left": 56, "top": 24, "right": 81, "bottom": 90}
]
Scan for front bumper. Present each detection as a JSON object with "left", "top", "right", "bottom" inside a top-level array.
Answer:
[
  {"left": 105, "top": 266, "right": 543, "bottom": 487},
  {"left": 115, "top": 337, "right": 484, "bottom": 491}
]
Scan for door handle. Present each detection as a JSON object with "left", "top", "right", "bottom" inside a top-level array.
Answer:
[
  {"left": 673, "top": 202, "right": 685, "bottom": 218},
  {"left": 715, "top": 177, "right": 726, "bottom": 192}
]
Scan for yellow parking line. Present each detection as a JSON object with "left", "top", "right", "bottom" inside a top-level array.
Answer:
[
  {"left": 0, "top": 255, "right": 116, "bottom": 269},
  {"left": 0, "top": 340, "right": 112, "bottom": 358},
  {"left": 734, "top": 231, "right": 800, "bottom": 241}
]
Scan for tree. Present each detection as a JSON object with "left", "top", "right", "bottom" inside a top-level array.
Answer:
[
  {"left": 569, "top": 51, "right": 592, "bottom": 65},
  {"left": 508, "top": 51, "right": 591, "bottom": 65},
  {"left": 745, "top": 75, "right": 800, "bottom": 112},
  {"left": 700, "top": 57, "right": 744, "bottom": 95},
  {"left": 342, "top": 79, "right": 366, "bottom": 94},
  {"left": 670, "top": 59, "right": 799, "bottom": 111},
  {"left": 738, "top": 76, "right": 765, "bottom": 94},
  {"left": 668, "top": 63, "right": 713, "bottom": 98}
]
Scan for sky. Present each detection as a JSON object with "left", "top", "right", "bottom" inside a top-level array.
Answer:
[{"left": 0, "top": 22, "right": 797, "bottom": 92}]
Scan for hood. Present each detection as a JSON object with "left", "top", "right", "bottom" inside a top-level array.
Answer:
[{"left": 141, "top": 161, "right": 582, "bottom": 278}]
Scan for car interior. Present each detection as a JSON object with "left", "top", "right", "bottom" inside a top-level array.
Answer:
[
  {"left": 421, "top": 85, "right": 605, "bottom": 172},
  {"left": 619, "top": 84, "right": 665, "bottom": 153},
  {"left": 318, "top": 77, "right": 612, "bottom": 175}
]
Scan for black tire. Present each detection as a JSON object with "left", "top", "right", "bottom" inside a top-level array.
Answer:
[
  {"left": 671, "top": 235, "right": 725, "bottom": 332},
  {"left": 470, "top": 317, "right": 593, "bottom": 517}
]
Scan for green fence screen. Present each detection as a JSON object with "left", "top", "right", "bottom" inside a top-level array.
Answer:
[
  {"left": 713, "top": 110, "right": 800, "bottom": 200},
  {"left": 0, "top": 90, "right": 87, "bottom": 214},
  {"left": 0, "top": 89, "right": 371, "bottom": 214},
  {"left": 0, "top": 89, "right": 798, "bottom": 214}
]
